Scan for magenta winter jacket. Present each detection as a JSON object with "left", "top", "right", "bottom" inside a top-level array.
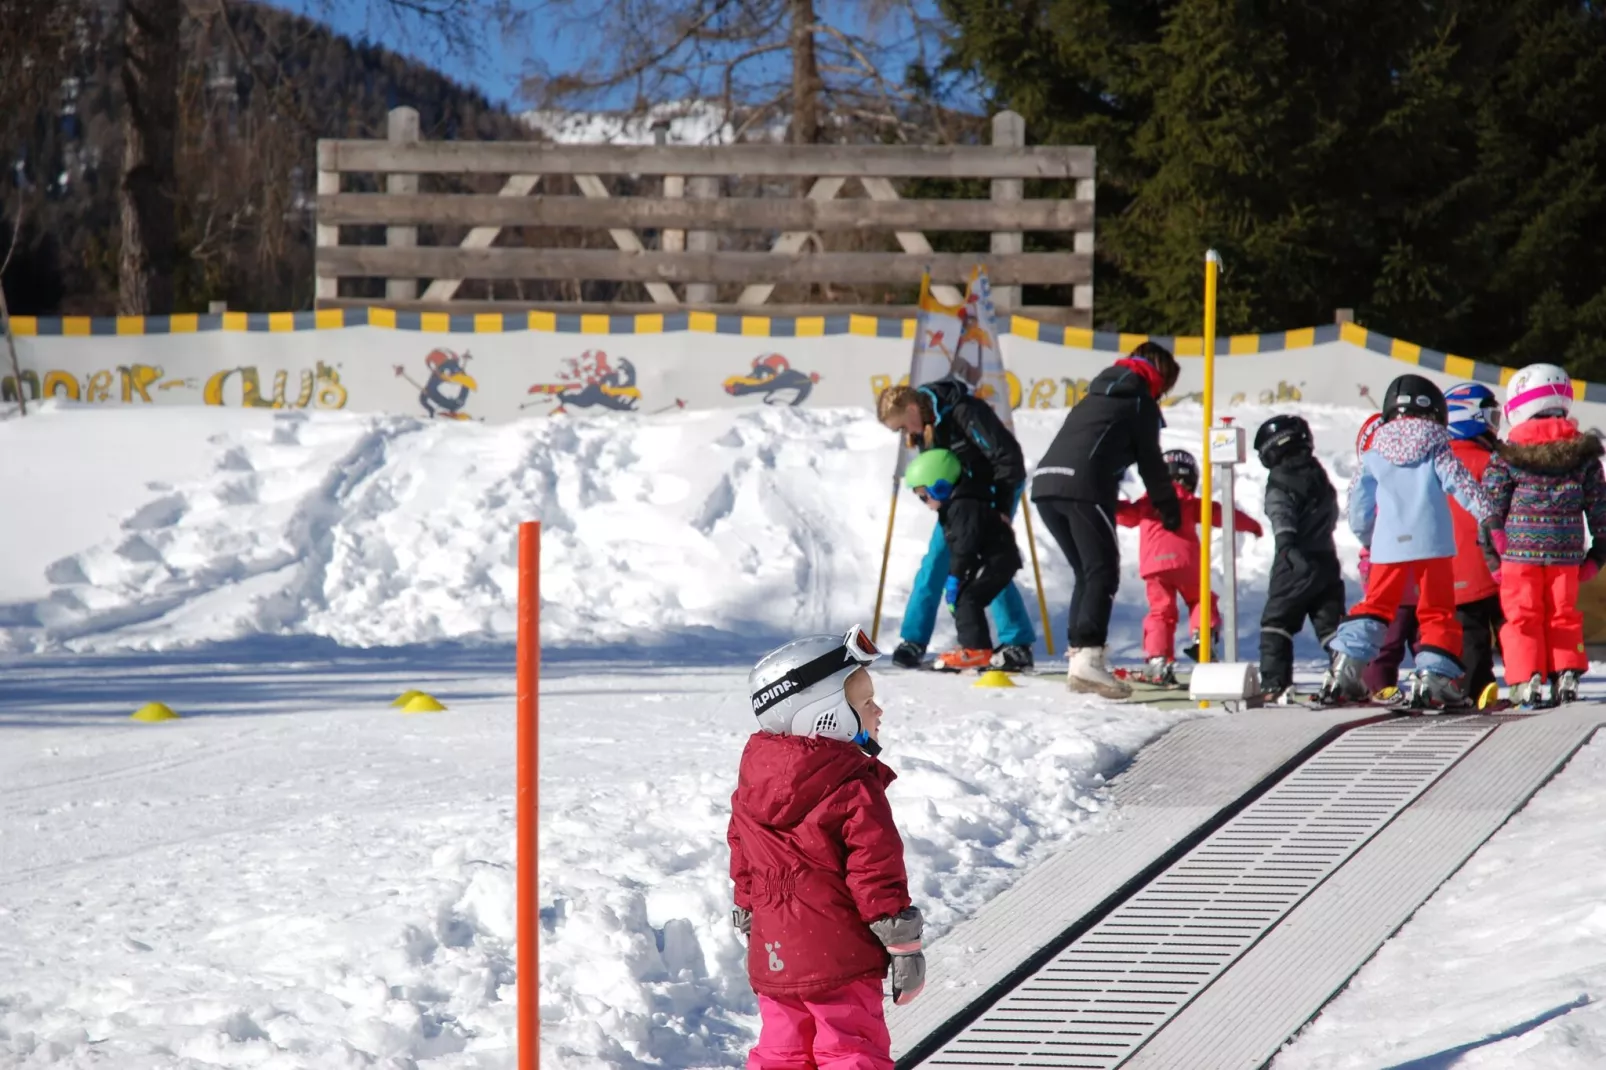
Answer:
[{"left": 728, "top": 733, "right": 911, "bottom": 999}]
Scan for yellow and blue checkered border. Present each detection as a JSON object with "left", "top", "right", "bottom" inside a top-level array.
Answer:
[{"left": 10, "top": 308, "right": 1594, "bottom": 401}]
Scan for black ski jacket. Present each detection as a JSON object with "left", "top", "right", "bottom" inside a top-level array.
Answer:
[
  {"left": 939, "top": 496, "right": 1023, "bottom": 586},
  {"left": 918, "top": 378, "right": 1026, "bottom": 515},
  {"left": 1029, "top": 363, "right": 1179, "bottom": 529},
  {"left": 1263, "top": 451, "right": 1343, "bottom": 597},
  {"left": 1264, "top": 452, "right": 1340, "bottom": 556}
]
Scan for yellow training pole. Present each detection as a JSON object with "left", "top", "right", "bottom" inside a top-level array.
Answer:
[
  {"left": 1020, "top": 489, "right": 1056, "bottom": 657},
  {"left": 1198, "top": 250, "right": 1220, "bottom": 707},
  {"left": 870, "top": 478, "right": 900, "bottom": 644}
]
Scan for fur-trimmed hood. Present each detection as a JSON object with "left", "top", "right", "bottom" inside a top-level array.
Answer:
[{"left": 1497, "top": 420, "right": 1605, "bottom": 474}]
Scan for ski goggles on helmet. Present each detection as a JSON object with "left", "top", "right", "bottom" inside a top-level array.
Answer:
[
  {"left": 913, "top": 479, "right": 956, "bottom": 504},
  {"left": 750, "top": 625, "right": 883, "bottom": 720}
]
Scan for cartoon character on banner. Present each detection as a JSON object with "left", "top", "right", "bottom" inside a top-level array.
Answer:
[
  {"left": 722, "top": 354, "right": 820, "bottom": 407},
  {"left": 523, "top": 351, "right": 681, "bottom": 415},
  {"left": 396, "top": 348, "right": 478, "bottom": 420},
  {"left": 920, "top": 319, "right": 985, "bottom": 392}
]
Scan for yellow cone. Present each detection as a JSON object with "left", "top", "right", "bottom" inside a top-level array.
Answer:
[
  {"left": 974, "top": 670, "right": 1019, "bottom": 689},
  {"left": 130, "top": 702, "right": 180, "bottom": 722},
  {"left": 401, "top": 693, "right": 447, "bottom": 713},
  {"left": 391, "top": 689, "right": 426, "bottom": 708}
]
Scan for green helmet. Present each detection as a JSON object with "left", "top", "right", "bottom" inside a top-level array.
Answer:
[{"left": 903, "top": 448, "right": 963, "bottom": 501}]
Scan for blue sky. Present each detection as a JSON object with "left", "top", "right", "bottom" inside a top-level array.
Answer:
[
  {"left": 277, "top": 0, "right": 551, "bottom": 106},
  {"left": 275, "top": 1, "right": 946, "bottom": 112}
]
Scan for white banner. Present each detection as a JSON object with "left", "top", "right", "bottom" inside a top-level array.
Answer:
[{"left": 7, "top": 313, "right": 1604, "bottom": 431}]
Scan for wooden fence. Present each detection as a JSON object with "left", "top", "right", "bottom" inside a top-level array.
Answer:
[{"left": 315, "top": 107, "right": 1095, "bottom": 323}]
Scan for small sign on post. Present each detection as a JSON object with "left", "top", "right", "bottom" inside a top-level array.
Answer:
[{"left": 1208, "top": 422, "right": 1248, "bottom": 662}]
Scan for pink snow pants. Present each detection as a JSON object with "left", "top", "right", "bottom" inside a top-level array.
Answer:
[
  {"left": 1142, "top": 567, "right": 1221, "bottom": 660},
  {"left": 748, "top": 976, "right": 893, "bottom": 1070}
]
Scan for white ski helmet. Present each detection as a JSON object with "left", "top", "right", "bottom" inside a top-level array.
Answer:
[
  {"left": 750, "top": 626, "right": 882, "bottom": 742},
  {"left": 1505, "top": 363, "right": 1573, "bottom": 428}
]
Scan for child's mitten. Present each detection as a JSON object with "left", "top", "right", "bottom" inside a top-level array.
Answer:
[
  {"left": 943, "top": 575, "right": 960, "bottom": 614},
  {"left": 731, "top": 907, "right": 752, "bottom": 944},
  {"left": 869, "top": 906, "right": 926, "bottom": 1005}
]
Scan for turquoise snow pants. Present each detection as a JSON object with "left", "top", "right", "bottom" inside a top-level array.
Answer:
[{"left": 900, "top": 517, "right": 1036, "bottom": 649}]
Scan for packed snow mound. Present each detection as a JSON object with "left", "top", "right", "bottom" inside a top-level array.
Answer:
[{"left": 0, "top": 400, "right": 1376, "bottom": 656}]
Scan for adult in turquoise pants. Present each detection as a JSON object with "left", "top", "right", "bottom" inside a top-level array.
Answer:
[{"left": 894, "top": 511, "right": 1037, "bottom": 669}]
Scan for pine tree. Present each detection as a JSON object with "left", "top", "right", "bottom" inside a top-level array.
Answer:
[{"left": 942, "top": 0, "right": 1606, "bottom": 374}]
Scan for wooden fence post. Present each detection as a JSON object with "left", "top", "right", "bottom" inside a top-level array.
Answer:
[
  {"left": 991, "top": 111, "right": 1025, "bottom": 314},
  {"left": 656, "top": 124, "right": 686, "bottom": 258},
  {"left": 1074, "top": 172, "right": 1095, "bottom": 319},
  {"left": 387, "top": 107, "right": 420, "bottom": 303},
  {"left": 315, "top": 150, "right": 339, "bottom": 305},
  {"left": 686, "top": 176, "right": 719, "bottom": 306}
]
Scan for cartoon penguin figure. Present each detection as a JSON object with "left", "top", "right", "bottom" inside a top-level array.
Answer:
[{"left": 412, "top": 348, "right": 478, "bottom": 419}]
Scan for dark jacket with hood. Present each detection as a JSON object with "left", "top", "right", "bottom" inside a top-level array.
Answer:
[
  {"left": 1264, "top": 450, "right": 1343, "bottom": 594},
  {"left": 917, "top": 378, "right": 1026, "bottom": 516},
  {"left": 1482, "top": 416, "right": 1606, "bottom": 568},
  {"left": 727, "top": 732, "right": 911, "bottom": 998},
  {"left": 938, "top": 493, "right": 1023, "bottom": 590},
  {"left": 1030, "top": 360, "right": 1180, "bottom": 529}
]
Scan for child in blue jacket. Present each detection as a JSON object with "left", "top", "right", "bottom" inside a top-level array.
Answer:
[{"left": 1322, "top": 375, "right": 1493, "bottom": 707}]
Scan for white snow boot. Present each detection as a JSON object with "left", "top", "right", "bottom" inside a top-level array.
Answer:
[{"left": 1068, "top": 646, "right": 1132, "bottom": 700}]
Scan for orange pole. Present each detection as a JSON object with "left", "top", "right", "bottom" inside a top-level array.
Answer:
[{"left": 517, "top": 521, "right": 540, "bottom": 1069}]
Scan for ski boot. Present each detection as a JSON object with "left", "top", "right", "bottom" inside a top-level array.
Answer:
[
  {"left": 934, "top": 647, "right": 993, "bottom": 673},
  {"left": 891, "top": 641, "right": 925, "bottom": 670},
  {"left": 1511, "top": 673, "right": 1549, "bottom": 709},
  {"left": 1182, "top": 631, "right": 1211, "bottom": 663},
  {"left": 1553, "top": 669, "right": 1581, "bottom": 706},
  {"left": 1402, "top": 669, "right": 1469, "bottom": 713},
  {"left": 1138, "top": 656, "right": 1178, "bottom": 686},
  {"left": 1317, "top": 653, "right": 1369, "bottom": 705},
  {"left": 1257, "top": 685, "right": 1298, "bottom": 707},
  {"left": 990, "top": 644, "right": 1035, "bottom": 673}
]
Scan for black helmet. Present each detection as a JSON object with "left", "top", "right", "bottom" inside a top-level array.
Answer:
[
  {"left": 1254, "top": 414, "right": 1313, "bottom": 469},
  {"left": 1162, "top": 449, "right": 1199, "bottom": 493},
  {"left": 1383, "top": 374, "right": 1448, "bottom": 424}
]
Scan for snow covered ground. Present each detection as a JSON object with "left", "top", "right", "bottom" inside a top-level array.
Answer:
[{"left": 1, "top": 401, "right": 1604, "bottom": 1069}]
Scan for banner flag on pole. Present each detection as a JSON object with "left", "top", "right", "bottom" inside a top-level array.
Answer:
[{"left": 894, "top": 268, "right": 1012, "bottom": 477}]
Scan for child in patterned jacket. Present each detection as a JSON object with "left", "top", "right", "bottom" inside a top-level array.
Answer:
[{"left": 1481, "top": 364, "right": 1606, "bottom": 707}]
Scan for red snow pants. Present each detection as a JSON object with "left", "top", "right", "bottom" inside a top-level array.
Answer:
[
  {"left": 1142, "top": 567, "right": 1221, "bottom": 661},
  {"left": 1352, "top": 558, "right": 1461, "bottom": 662},
  {"left": 748, "top": 976, "right": 893, "bottom": 1070},
  {"left": 1498, "top": 561, "right": 1587, "bottom": 684}
]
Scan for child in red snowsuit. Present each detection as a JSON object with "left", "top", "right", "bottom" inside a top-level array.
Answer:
[
  {"left": 1481, "top": 364, "right": 1606, "bottom": 706},
  {"left": 731, "top": 629, "right": 924, "bottom": 1069},
  {"left": 1116, "top": 450, "right": 1262, "bottom": 682}
]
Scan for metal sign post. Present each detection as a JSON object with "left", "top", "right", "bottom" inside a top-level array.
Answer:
[{"left": 1208, "top": 421, "right": 1247, "bottom": 663}]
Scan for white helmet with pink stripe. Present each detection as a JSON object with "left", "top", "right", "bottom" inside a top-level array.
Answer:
[{"left": 1504, "top": 363, "right": 1573, "bottom": 428}]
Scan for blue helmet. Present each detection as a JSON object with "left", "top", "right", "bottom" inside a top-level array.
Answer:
[{"left": 1444, "top": 382, "right": 1501, "bottom": 440}]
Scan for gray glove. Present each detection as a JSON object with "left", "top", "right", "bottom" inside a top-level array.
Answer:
[
  {"left": 869, "top": 906, "right": 926, "bottom": 1006},
  {"left": 731, "top": 907, "right": 752, "bottom": 943}
]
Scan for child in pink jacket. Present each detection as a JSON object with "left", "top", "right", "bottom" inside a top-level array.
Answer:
[{"left": 1116, "top": 450, "right": 1262, "bottom": 683}]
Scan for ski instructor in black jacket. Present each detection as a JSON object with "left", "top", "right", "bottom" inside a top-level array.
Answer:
[{"left": 1032, "top": 341, "right": 1182, "bottom": 699}]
